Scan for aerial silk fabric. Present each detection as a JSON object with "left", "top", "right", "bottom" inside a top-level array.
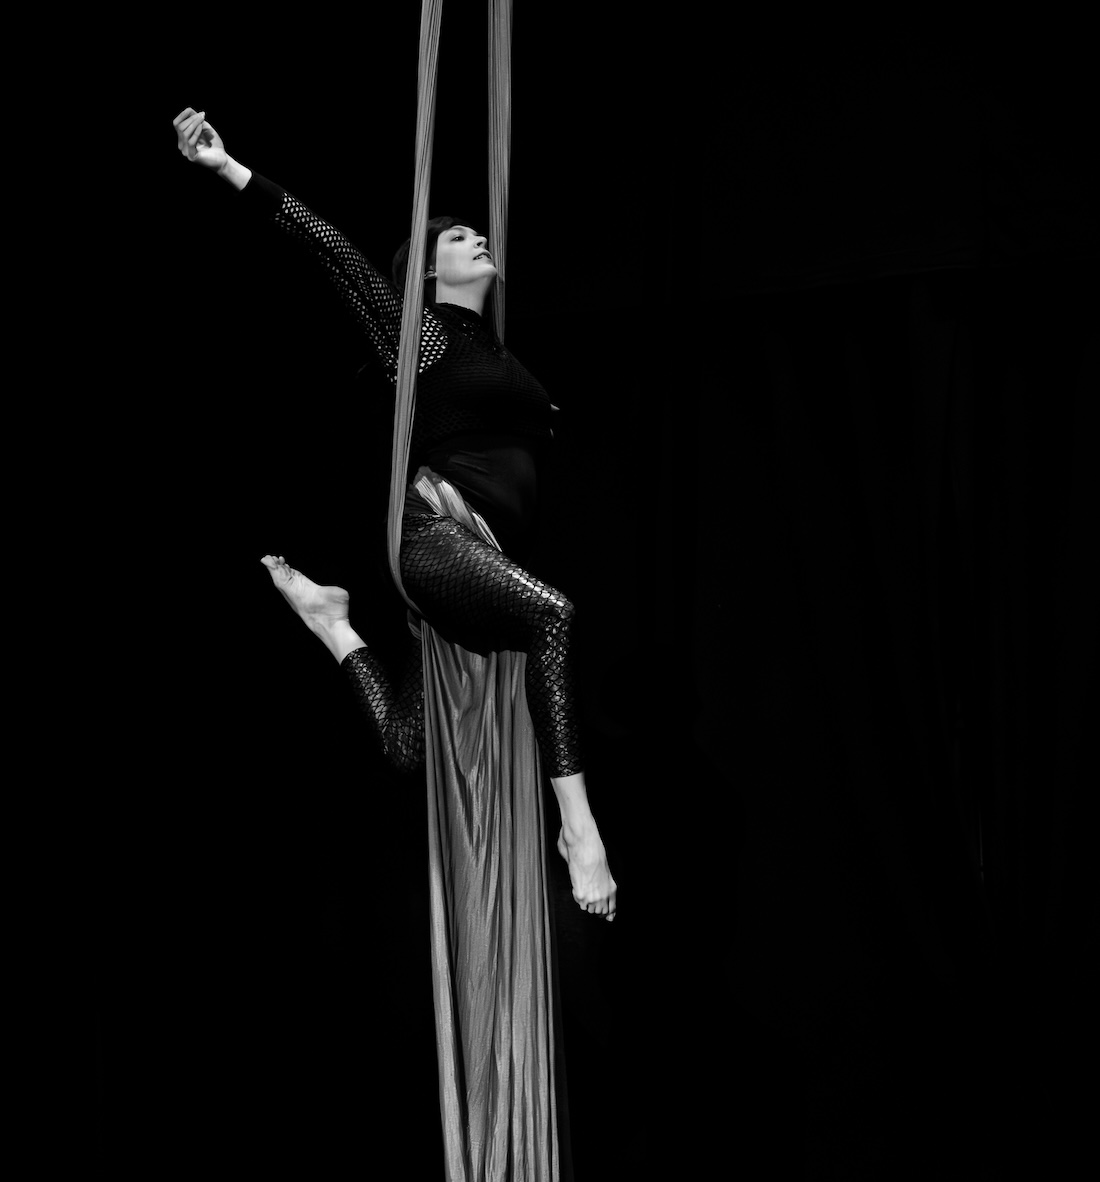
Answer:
[
  {"left": 486, "top": 0, "right": 512, "bottom": 343},
  {"left": 388, "top": 0, "right": 512, "bottom": 601},
  {"left": 387, "top": 5, "right": 565, "bottom": 1177},
  {"left": 410, "top": 469, "right": 563, "bottom": 1181},
  {"left": 387, "top": 0, "right": 444, "bottom": 605}
]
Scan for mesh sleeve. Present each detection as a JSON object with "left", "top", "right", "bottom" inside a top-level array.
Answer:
[
  {"left": 240, "top": 171, "right": 453, "bottom": 380},
  {"left": 241, "top": 171, "right": 403, "bottom": 373},
  {"left": 274, "top": 190, "right": 404, "bottom": 371}
]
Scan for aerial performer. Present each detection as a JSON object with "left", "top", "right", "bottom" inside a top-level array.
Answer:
[{"left": 173, "top": 35, "right": 616, "bottom": 1176}]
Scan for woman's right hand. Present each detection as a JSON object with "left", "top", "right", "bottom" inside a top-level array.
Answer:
[{"left": 173, "top": 107, "right": 227, "bottom": 171}]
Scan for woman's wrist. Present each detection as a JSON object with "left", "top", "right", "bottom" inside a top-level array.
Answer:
[{"left": 217, "top": 156, "right": 253, "bottom": 190}]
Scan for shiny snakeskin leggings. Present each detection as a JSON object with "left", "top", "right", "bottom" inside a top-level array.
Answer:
[{"left": 341, "top": 513, "right": 582, "bottom": 779}]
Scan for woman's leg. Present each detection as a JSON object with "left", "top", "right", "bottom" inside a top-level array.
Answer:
[
  {"left": 261, "top": 541, "right": 615, "bottom": 916},
  {"left": 342, "top": 635, "right": 425, "bottom": 775},
  {"left": 400, "top": 514, "right": 581, "bottom": 778},
  {"left": 260, "top": 555, "right": 426, "bottom": 774},
  {"left": 400, "top": 515, "right": 616, "bottom": 918}
]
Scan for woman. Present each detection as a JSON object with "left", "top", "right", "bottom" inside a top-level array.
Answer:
[{"left": 172, "top": 106, "right": 617, "bottom": 923}]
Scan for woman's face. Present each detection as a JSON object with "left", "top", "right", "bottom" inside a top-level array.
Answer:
[{"left": 431, "top": 226, "right": 497, "bottom": 288}]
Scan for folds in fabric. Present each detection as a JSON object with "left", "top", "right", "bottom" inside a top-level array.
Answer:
[{"left": 411, "top": 468, "right": 565, "bottom": 1182}]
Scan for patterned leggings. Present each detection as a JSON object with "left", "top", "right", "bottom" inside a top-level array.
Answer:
[{"left": 341, "top": 513, "right": 582, "bottom": 778}]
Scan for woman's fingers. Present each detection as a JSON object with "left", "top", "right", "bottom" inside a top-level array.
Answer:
[
  {"left": 172, "top": 108, "right": 207, "bottom": 157},
  {"left": 174, "top": 112, "right": 197, "bottom": 154},
  {"left": 175, "top": 109, "right": 199, "bottom": 137}
]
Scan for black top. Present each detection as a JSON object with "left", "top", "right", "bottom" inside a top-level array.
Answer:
[{"left": 238, "top": 172, "right": 554, "bottom": 553}]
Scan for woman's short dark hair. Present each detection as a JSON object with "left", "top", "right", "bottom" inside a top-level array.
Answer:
[
  {"left": 392, "top": 215, "right": 470, "bottom": 304},
  {"left": 389, "top": 213, "right": 496, "bottom": 321}
]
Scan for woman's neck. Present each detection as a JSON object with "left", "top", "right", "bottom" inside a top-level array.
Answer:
[{"left": 433, "top": 278, "right": 491, "bottom": 317}]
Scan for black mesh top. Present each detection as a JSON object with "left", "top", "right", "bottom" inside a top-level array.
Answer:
[{"left": 238, "top": 172, "right": 554, "bottom": 552}]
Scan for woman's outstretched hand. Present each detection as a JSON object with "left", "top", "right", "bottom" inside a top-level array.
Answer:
[{"left": 173, "top": 108, "right": 227, "bottom": 171}]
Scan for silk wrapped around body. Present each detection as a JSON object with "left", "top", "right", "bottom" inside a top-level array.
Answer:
[{"left": 409, "top": 468, "right": 565, "bottom": 1182}]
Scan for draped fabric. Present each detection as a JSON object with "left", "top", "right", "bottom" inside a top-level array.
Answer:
[
  {"left": 410, "top": 469, "right": 564, "bottom": 1182},
  {"left": 486, "top": 0, "right": 512, "bottom": 343},
  {"left": 388, "top": 0, "right": 445, "bottom": 611},
  {"left": 389, "top": 0, "right": 514, "bottom": 604},
  {"left": 384, "top": 11, "right": 564, "bottom": 1174}
]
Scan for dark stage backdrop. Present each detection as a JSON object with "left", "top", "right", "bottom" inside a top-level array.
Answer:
[{"left": 94, "top": 12, "right": 1095, "bottom": 1179}]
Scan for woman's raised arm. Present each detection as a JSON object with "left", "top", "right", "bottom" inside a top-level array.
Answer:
[
  {"left": 173, "top": 108, "right": 252, "bottom": 191},
  {"left": 171, "top": 106, "right": 404, "bottom": 372}
]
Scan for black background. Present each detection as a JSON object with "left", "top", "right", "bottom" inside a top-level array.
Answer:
[{"left": 91, "top": 10, "right": 1095, "bottom": 1178}]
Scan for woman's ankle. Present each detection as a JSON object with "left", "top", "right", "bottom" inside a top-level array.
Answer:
[{"left": 321, "top": 619, "right": 366, "bottom": 664}]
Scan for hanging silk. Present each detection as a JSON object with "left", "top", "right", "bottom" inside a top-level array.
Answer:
[
  {"left": 387, "top": 0, "right": 444, "bottom": 609},
  {"left": 487, "top": 0, "right": 512, "bottom": 343},
  {"left": 388, "top": 4, "right": 570, "bottom": 1179},
  {"left": 412, "top": 470, "right": 566, "bottom": 1181}
]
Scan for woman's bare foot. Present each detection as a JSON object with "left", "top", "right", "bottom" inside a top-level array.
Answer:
[
  {"left": 260, "top": 555, "right": 363, "bottom": 663},
  {"left": 558, "top": 825, "right": 617, "bottom": 921}
]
